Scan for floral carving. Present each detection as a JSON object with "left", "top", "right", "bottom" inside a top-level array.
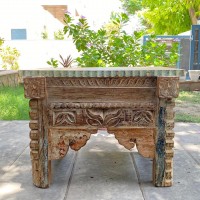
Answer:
[
  {"left": 84, "top": 109, "right": 122, "bottom": 127},
  {"left": 54, "top": 111, "right": 76, "bottom": 126},
  {"left": 50, "top": 108, "right": 154, "bottom": 127},
  {"left": 132, "top": 111, "right": 153, "bottom": 126}
]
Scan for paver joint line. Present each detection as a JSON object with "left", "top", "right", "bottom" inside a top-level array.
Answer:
[
  {"left": 63, "top": 152, "right": 78, "bottom": 200},
  {"left": 130, "top": 153, "right": 146, "bottom": 200}
]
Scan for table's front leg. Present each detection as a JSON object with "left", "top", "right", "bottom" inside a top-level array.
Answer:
[
  {"left": 24, "top": 77, "right": 50, "bottom": 188},
  {"left": 154, "top": 77, "right": 179, "bottom": 187},
  {"left": 29, "top": 98, "right": 50, "bottom": 188}
]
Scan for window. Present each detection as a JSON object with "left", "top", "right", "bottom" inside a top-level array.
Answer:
[{"left": 11, "top": 29, "right": 27, "bottom": 40}]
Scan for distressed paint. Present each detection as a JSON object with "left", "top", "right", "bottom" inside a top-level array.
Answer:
[{"left": 155, "top": 106, "right": 166, "bottom": 186}]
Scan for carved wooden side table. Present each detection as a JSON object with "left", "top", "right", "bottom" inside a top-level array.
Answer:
[{"left": 23, "top": 67, "right": 183, "bottom": 188}]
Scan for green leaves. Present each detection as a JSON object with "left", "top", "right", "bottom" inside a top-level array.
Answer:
[
  {"left": 63, "top": 12, "right": 141, "bottom": 67},
  {"left": 0, "top": 45, "right": 20, "bottom": 70},
  {"left": 60, "top": 12, "right": 179, "bottom": 67},
  {"left": 47, "top": 58, "right": 58, "bottom": 68},
  {"left": 120, "top": 0, "right": 142, "bottom": 15},
  {"left": 121, "top": 0, "right": 199, "bottom": 34},
  {"left": 140, "top": 37, "right": 179, "bottom": 67}
]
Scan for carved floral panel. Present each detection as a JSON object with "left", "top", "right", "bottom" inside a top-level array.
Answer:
[{"left": 49, "top": 107, "right": 155, "bottom": 128}]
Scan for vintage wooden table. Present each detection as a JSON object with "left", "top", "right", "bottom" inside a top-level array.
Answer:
[{"left": 23, "top": 67, "right": 184, "bottom": 188}]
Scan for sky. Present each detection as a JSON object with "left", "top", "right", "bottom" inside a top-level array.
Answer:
[{"left": 70, "top": 0, "right": 122, "bottom": 29}]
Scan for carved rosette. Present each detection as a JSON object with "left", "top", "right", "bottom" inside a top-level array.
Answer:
[
  {"left": 48, "top": 129, "right": 97, "bottom": 160},
  {"left": 108, "top": 129, "right": 155, "bottom": 158},
  {"left": 157, "top": 77, "right": 179, "bottom": 99},
  {"left": 24, "top": 77, "right": 45, "bottom": 99}
]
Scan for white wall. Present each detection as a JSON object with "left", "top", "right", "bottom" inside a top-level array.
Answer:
[
  {"left": 0, "top": 0, "right": 65, "bottom": 40},
  {"left": 1, "top": 40, "right": 79, "bottom": 69}
]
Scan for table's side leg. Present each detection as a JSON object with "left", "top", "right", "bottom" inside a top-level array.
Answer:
[
  {"left": 29, "top": 99, "right": 50, "bottom": 188},
  {"left": 154, "top": 98, "right": 175, "bottom": 186},
  {"left": 154, "top": 77, "right": 178, "bottom": 187}
]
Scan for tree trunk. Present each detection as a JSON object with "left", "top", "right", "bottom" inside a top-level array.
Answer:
[{"left": 189, "top": 7, "right": 197, "bottom": 24}]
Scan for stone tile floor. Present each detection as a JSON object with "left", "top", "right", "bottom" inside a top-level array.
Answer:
[{"left": 0, "top": 121, "right": 200, "bottom": 200}]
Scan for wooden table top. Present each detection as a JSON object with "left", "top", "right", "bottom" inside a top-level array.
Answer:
[{"left": 20, "top": 67, "right": 185, "bottom": 78}]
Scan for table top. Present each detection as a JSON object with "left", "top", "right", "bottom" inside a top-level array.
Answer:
[{"left": 20, "top": 67, "right": 185, "bottom": 78}]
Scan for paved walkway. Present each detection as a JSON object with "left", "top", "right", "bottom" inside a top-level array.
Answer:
[{"left": 0, "top": 121, "right": 200, "bottom": 200}]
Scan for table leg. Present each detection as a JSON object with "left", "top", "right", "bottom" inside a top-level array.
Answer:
[
  {"left": 154, "top": 99, "right": 175, "bottom": 186},
  {"left": 29, "top": 99, "right": 50, "bottom": 188}
]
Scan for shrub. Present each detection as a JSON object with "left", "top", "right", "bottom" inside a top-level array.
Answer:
[
  {"left": 63, "top": 12, "right": 179, "bottom": 67},
  {"left": 45, "top": 12, "right": 179, "bottom": 68},
  {"left": 0, "top": 38, "right": 20, "bottom": 70},
  {"left": 54, "top": 29, "right": 65, "bottom": 40},
  {"left": 63, "top": 13, "right": 145, "bottom": 67}
]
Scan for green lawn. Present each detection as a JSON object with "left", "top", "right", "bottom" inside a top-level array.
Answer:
[
  {"left": 0, "top": 85, "right": 29, "bottom": 120},
  {"left": 0, "top": 86, "right": 199, "bottom": 123},
  {"left": 176, "top": 91, "right": 200, "bottom": 104},
  {"left": 175, "top": 91, "right": 200, "bottom": 123}
]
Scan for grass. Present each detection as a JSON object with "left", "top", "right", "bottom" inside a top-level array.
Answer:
[
  {"left": 0, "top": 85, "right": 29, "bottom": 120},
  {"left": 0, "top": 86, "right": 199, "bottom": 123},
  {"left": 175, "top": 114, "right": 200, "bottom": 123},
  {"left": 175, "top": 91, "right": 200, "bottom": 123},
  {"left": 176, "top": 91, "right": 200, "bottom": 104}
]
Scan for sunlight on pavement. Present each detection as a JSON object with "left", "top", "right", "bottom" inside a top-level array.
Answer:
[{"left": 0, "top": 183, "right": 23, "bottom": 199}]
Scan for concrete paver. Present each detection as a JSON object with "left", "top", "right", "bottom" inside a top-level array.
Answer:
[
  {"left": 0, "top": 121, "right": 200, "bottom": 200},
  {"left": 66, "top": 131, "right": 144, "bottom": 200}
]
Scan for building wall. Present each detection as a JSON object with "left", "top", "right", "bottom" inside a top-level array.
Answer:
[
  {"left": 0, "top": 0, "right": 80, "bottom": 69},
  {"left": 0, "top": 0, "right": 122, "bottom": 69},
  {"left": 1, "top": 40, "right": 79, "bottom": 70},
  {"left": 0, "top": 0, "right": 68, "bottom": 40}
]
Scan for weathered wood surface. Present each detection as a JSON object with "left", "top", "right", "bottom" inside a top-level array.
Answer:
[
  {"left": 23, "top": 75, "right": 179, "bottom": 188},
  {"left": 19, "top": 67, "right": 185, "bottom": 78}
]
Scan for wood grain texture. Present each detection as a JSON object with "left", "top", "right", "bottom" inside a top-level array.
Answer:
[
  {"left": 157, "top": 77, "right": 179, "bottom": 98},
  {"left": 108, "top": 128, "right": 155, "bottom": 158},
  {"left": 24, "top": 75, "right": 179, "bottom": 188},
  {"left": 24, "top": 77, "right": 46, "bottom": 99},
  {"left": 29, "top": 99, "right": 50, "bottom": 188},
  {"left": 154, "top": 77, "right": 176, "bottom": 187},
  {"left": 48, "top": 128, "right": 97, "bottom": 160}
]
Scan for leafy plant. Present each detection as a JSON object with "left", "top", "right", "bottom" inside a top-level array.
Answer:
[
  {"left": 120, "top": 0, "right": 143, "bottom": 15},
  {"left": 62, "top": 12, "right": 178, "bottom": 67},
  {"left": 47, "top": 58, "right": 58, "bottom": 68},
  {"left": 0, "top": 39, "right": 20, "bottom": 70},
  {"left": 54, "top": 29, "right": 65, "bottom": 40},
  {"left": 41, "top": 26, "right": 48, "bottom": 40},
  {"left": 0, "top": 37, "right": 4, "bottom": 46},
  {"left": 59, "top": 54, "right": 73, "bottom": 68},
  {"left": 140, "top": 36, "right": 179, "bottom": 66},
  {"left": 63, "top": 12, "right": 144, "bottom": 67},
  {"left": 47, "top": 55, "right": 74, "bottom": 68},
  {"left": 120, "top": 0, "right": 200, "bottom": 35}
]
